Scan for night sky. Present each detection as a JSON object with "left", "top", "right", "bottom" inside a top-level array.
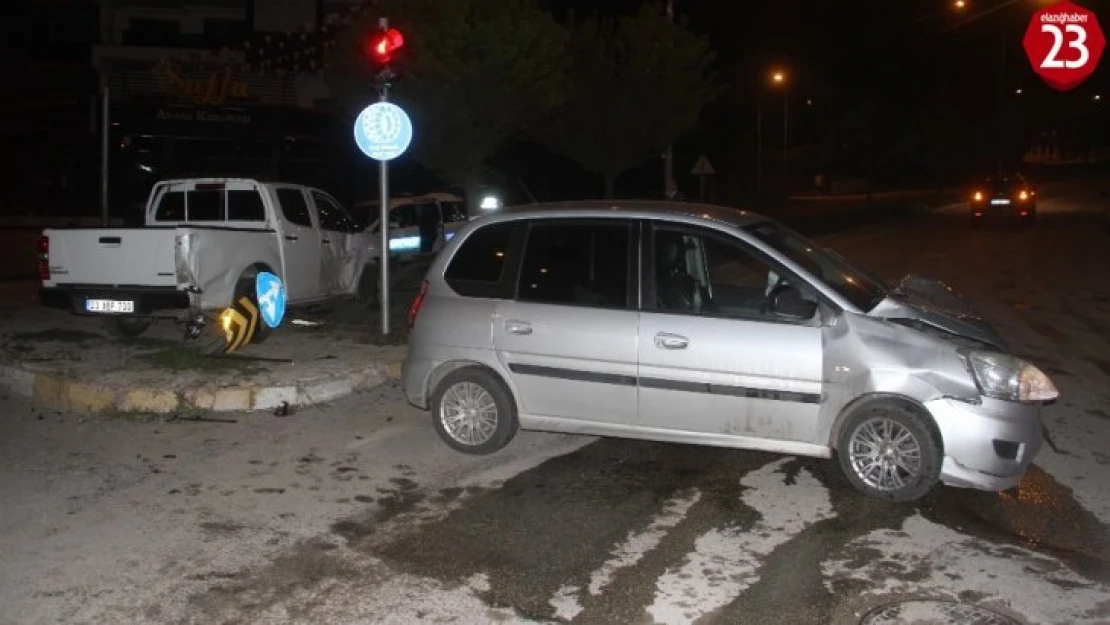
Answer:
[{"left": 510, "top": 0, "right": 1107, "bottom": 199}]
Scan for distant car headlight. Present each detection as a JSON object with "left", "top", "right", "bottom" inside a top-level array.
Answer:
[
  {"left": 1019, "top": 190, "right": 1029, "bottom": 200},
  {"left": 963, "top": 350, "right": 1058, "bottom": 403},
  {"left": 973, "top": 191, "right": 984, "bottom": 201}
]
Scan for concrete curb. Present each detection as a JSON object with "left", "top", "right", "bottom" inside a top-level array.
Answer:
[{"left": 0, "top": 360, "right": 403, "bottom": 415}]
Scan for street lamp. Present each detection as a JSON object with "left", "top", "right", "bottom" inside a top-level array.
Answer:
[
  {"left": 756, "top": 69, "right": 790, "bottom": 195},
  {"left": 771, "top": 70, "right": 789, "bottom": 193}
]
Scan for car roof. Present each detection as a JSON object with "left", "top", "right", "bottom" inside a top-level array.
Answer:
[{"left": 490, "top": 199, "right": 767, "bottom": 229}]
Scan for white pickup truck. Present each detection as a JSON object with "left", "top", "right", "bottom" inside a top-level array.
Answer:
[{"left": 38, "top": 178, "right": 373, "bottom": 349}]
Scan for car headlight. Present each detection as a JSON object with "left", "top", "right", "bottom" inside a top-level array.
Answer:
[{"left": 963, "top": 350, "right": 1058, "bottom": 403}]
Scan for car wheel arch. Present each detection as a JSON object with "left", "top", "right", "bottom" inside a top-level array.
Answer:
[
  {"left": 426, "top": 360, "right": 519, "bottom": 412},
  {"left": 828, "top": 392, "right": 944, "bottom": 456}
]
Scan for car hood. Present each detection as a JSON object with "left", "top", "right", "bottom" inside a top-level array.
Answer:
[{"left": 868, "top": 274, "right": 1008, "bottom": 351}]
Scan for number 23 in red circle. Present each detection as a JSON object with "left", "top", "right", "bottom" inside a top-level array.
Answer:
[{"left": 1023, "top": 0, "right": 1105, "bottom": 91}]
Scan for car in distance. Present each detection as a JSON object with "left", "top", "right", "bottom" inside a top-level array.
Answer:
[
  {"left": 402, "top": 200, "right": 1058, "bottom": 502},
  {"left": 969, "top": 173, "right": 1038, "bottom": 226}
]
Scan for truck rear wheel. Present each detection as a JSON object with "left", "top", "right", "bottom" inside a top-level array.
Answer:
[{"left": 104, "top": 316, "right": 153, "bottom": 338}]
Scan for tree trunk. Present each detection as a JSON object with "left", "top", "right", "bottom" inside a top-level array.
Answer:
[
  {"left": 463, "top": 171, "right": 482, "bottom": 218},
  {"left": 603, "top": 173, "right": 616, "bottom": 199}
]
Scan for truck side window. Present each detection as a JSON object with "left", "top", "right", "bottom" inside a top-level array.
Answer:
[
  {"left": 188, "top": 189, "right": 223, "bottom": 221},
  {"left": 227, "top": 190, "right": 265, "bottom": 221},
  {"left": 312, "top": 191, "right": 355, "bottom": 232},
  {"left": 277, "top": 188, "right": 313, "bottom": 228},
  {"left": 154, "top": 191, "right": 185, "bottom": 221}
]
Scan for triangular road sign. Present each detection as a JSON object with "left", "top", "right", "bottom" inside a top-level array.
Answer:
[{"left": 691, "top": 154, "right": 716, "bottom": 176}]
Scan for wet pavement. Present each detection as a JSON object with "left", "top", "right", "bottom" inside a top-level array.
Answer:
[{"left": 1, "top": 182, "right": 1109, "bottom": 625}]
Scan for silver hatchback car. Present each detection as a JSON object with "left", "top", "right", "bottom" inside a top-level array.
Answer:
[{"left": 401, "top": 201, "right": 1058, "bottom": 501}]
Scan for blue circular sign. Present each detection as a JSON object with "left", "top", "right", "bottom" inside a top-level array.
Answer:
[
  {"left": 353, "top": 102, "right": 413, "bottom": 161},
  {"left": 255, "top": 271, "right": 287, "bottom": 329}
]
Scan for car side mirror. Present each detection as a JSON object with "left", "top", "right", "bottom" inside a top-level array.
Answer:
[{"left": 769, "top": 284, "right": 818, "bottom": 320}]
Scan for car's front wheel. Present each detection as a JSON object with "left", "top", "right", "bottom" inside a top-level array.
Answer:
[
  {"left": 836, "top": 401, "right": 942, "bottom": 501},
  {"left": 430, "top": 368, "right": 518, "bottom": 455}
]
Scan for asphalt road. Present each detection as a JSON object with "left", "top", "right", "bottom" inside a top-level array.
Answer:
[{"left": 1, "top": 181, "right": 1108, "bottom": 625}]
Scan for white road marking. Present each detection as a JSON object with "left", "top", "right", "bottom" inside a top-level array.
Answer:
[
  {"left": 548, "top": 488, "right": 703, "bottom": 620},
  {"left": 646, "top": 458, "right": 835, "bottom": 625},
  {"left": 821, "top": 514, "right": 1110, "bottom": 625}
]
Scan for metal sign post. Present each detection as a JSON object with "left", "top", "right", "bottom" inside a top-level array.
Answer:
[
  {"left": 100, "top": 77, "right": 110, "bottom": 226},
  {"left": 352, "top": 90, "right": 414, "bottom": 336},
  {"left": 377, "top": 87, "right": 390, "bottom": 335},
  {"left": 691, "top": 154, "right": 716, "bottom": 202}
]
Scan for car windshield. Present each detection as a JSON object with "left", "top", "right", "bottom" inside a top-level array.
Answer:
[{"left": 744, "top": 220, "right": 888, "bottom": 312}]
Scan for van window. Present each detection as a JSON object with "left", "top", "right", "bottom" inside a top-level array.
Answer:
[
  {"left": 517, "top": 220, "right": 631, "bottom": 309},
  {"left": 442, "top": 201, "right": 468, "bottom": 223},
  {"left": 444, "top": 222, "right": 516, "bottom": 297}
]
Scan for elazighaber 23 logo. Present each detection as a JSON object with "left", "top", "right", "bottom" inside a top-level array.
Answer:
[{"left": 1023, "top": 0, "right": 1105, "bottom": 91}]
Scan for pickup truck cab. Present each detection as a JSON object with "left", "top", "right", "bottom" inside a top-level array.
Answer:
[{"left": 39, "top": 178, "right": 371, "bottom": 347}]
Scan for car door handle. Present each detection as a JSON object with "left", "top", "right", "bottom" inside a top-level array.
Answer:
[
  {"left": 654, "top": 332, "right": 689, "bottom": 350},
  {"left": 505, "top": 320, "right": 533, "bottom": 335},
  {"left": 284, "top": 235, "right": 298, "bottom": 241}
]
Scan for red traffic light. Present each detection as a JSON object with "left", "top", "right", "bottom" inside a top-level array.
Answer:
[{"left": 366, "top": 27, "right": 404, "bottom": 63}]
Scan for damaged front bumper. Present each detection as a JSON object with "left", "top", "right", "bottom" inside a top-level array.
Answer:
[{"left": 925, "top": 395, "right": 1044, "bottom": 491}]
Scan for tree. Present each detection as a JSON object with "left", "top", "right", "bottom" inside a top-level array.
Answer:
[
  {"left": 325, "top": 0, "right": 570, "bottom": 205},
  {"left": 823, "top": 97, "right": 916, "bottom": 194},
  {"left": 531, "top": 4, "right": 721, "bottom": 198}
]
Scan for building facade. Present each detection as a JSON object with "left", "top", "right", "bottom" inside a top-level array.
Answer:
[
  {"left": 1, "top": 0, "right": 101, "bottom": 218},
  {"left": 96, "top": 0, "right": 372, "bottom": 222},
  {"left": 4, "top": 0, "right": 369, "bottom": 220}
]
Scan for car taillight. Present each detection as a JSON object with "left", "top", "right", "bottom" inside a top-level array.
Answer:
[
  {"left": 37, "top": 235, "right": 50, "bottom": 280},
  {"left": 407, "top": 279, "right": 429, "bottom": 331}
]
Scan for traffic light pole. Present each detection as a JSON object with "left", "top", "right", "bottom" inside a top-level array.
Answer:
[
  {"left": 378, "top": 83, "right": 391, "bottom": 335},
  {"left": 662, "top": 0, "right": 675, "bottom": 198}
]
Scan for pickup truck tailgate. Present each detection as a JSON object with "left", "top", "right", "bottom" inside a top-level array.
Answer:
[{"left": 43, "top": 228, "right": 177, "bottom": 287}]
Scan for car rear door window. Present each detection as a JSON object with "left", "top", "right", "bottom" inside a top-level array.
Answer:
[
  {"left": 444, "top": 221, "right": 517, "bottom": 298},
  {"left": 517, "top": 220, "right": 631, "bottom": 309}
]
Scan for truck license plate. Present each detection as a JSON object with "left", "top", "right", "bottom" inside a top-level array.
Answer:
[{"left": 86, "top": 299, "right": 135, "bottom": 314}]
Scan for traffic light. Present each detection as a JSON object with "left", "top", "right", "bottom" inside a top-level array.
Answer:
[{"left": 366, "top": 27, "right": 404, "bottom": 65}]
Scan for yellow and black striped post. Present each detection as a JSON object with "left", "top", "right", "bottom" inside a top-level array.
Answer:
[{"left": 218, "top": 296, "right": 261, "bottom": 354}]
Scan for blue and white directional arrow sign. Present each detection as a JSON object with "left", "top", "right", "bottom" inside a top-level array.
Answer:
[
  {"left": 353, "top": 102, "right": 413, "bottom": 162},
  {"left": 255, "top": 271, "right": 287, "bottom": 329}
]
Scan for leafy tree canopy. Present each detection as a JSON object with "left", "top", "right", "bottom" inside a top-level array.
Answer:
[
  {"left": 531, "top": 3, "right": 722, "bottom": 197},
  {"left": 325, "top": 0, "right": 570, "bottom": 196}
]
